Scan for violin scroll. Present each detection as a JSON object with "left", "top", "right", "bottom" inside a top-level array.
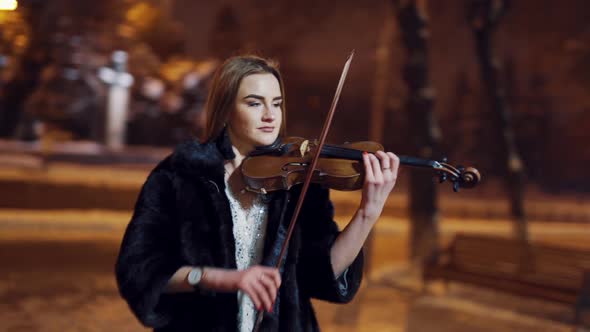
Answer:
[{"left": 435, "top": 161, "right": 481, "bottom": 192}]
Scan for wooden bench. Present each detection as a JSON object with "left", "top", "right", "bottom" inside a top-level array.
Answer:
[{"left": 423, "top": 234, "right": 590, "bottom": 328}]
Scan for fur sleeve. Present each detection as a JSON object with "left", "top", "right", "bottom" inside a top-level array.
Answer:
[
  {"left": 115, "top": 162, "right": 182, "bottom": 328},
  {"left": 296, "top": 185, "right": 364, "bottom": 303}
]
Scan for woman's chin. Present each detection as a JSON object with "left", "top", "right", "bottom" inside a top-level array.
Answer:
[
  {"left": 254, "top": 134, "right": 279, "bottom": 147},
  {"left": 255, "top": 139, "right": 276, "bottom": 147}
]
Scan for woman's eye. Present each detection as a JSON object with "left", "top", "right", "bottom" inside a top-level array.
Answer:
[
  {"left": 247, "top": 101, "right": 261, "bottom": 107},
  {"left": 273, "top": 102, "right": 282, "bottom": 108}
]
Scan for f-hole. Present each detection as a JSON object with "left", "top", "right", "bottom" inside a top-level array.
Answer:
[{"left": 281, "top": 162, "right": 309, "bottom": 171}]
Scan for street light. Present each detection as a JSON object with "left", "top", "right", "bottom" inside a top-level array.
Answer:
[{"left": 0, "top": 0, "right": 17, "bottom": 11}]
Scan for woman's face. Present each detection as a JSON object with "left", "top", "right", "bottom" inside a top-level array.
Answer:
[{"left": 227, "top": 73, "right": 283, "bottom": 151}]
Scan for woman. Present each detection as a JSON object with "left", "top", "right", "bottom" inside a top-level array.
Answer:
[{"left": 115, "top": 55, "right": 400, "bottom": 331}]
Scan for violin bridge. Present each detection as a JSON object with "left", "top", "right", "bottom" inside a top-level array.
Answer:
[{"left": 300, "top": 140, "right": 309, "bottom": 157}]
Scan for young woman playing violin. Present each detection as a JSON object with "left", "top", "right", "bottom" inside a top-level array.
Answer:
[{"left": 115, "top": 55, "right": 400, "bottom": 332}]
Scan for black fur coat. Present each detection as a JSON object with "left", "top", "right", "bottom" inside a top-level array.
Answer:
[{"left": 115, "top": 131, "right": 364, "bottom": 331}]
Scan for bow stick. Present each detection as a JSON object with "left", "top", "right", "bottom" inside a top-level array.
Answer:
[{"left": 252, "top": 51, "right": 355, "bottom": 331}]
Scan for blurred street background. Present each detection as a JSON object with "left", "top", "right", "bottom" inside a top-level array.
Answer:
[{"left": 0, "top": 0, "right": 589, "bottom": 331}]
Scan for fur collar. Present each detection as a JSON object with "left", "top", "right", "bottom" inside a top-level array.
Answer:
[{"left": 170, "top": 127, "right": 235, "bottom": 181}]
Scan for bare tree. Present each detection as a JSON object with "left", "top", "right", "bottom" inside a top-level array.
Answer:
[
  {"left": 468, "top": 0, "right": 528, "bottom": 243},
  {"left": 394, "top": 0, "right": 441, "bottom": 268}
]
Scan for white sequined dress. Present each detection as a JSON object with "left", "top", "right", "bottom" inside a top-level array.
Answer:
[{"left": 224, "top": 180, "right": 269, "bottom": 332}]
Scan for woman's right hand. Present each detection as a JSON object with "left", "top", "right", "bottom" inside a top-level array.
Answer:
[
  {"left": 198, "top": 265, "right": 281, "bottom": 312},
  {"left": 169, "top": 265, "right": 281, "bottom": 312},
  {"left": 233, "top": 266, "right": 281, "bottom": 312}
]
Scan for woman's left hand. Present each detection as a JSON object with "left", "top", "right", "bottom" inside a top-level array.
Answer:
[
  {"left": 359, "top": 150, "right": 400, "bottom": 223},
  {"left": 329, "top": 150, "right": 400, "bottom": 276}
]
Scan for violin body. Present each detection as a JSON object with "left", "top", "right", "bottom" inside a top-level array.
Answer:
[
  {"left": 242, "top": 137, "right": 480, "bottom": 194},
  {"left": 242, "top": 137, "right": 384, "bottom": 193}
]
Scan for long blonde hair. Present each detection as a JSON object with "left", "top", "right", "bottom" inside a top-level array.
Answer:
[{"left": 203, "top": 55, "right": 287, "bottom": 142}]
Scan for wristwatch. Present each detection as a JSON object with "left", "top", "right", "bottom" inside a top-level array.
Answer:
[{"left": 187, "top": 267, "right": 204, "bottom": 288}]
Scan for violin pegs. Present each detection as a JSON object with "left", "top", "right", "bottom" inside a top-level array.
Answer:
[{"left": 453, "top": 181, "right": 460, "bottom": 192}]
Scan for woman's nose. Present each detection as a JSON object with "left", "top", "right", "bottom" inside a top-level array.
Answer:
[{"left": 262, "top": 107, "right": 275, "bottom": 122}]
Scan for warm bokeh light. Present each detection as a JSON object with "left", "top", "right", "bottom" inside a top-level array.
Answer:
[
  {"left": 0, "top": 0, "right": 17, "bottom": 11},
  {"left": 125, "top": 2, "right": 158, "bottom": 31}
]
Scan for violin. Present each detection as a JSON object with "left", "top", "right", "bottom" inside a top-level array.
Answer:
[{"left": 242, "top": 136, "right": 481, "bottom": 194}]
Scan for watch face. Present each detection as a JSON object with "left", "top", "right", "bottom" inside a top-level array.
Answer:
[{"left": 188, "top": 268, "right": 202, "bottom": 285}]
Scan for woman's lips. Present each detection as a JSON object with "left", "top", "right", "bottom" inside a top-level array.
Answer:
[{"left": 259, "top": 127, "right": 275, "bottom": 132}]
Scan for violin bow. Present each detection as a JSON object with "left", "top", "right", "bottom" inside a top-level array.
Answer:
[{"left": 252, "top": 51, "right": 355, "bottom": 332}]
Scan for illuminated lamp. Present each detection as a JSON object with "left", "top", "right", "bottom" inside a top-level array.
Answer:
[{"left": 0, "top": 0, "right": 17, "bottom": 11}]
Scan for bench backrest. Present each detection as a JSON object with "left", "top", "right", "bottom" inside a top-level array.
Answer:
[{"left": 449, "top": 234, "right": 590, "bottom": 292}]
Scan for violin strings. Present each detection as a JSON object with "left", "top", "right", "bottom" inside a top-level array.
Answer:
[
  {"left": 321, "top": 144, "right": 363, "bottom": 160},
  {"left": 321, "top": 145, "right": 439, "bottom": 169}
]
